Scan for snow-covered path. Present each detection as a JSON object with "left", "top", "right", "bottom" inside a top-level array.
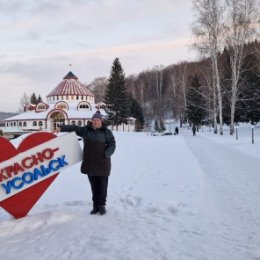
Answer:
[
  {"left": 0, "top": 131, "right": 260, "bottom": 260},
  {"left": 183, "top": 131, "right": 260, "bottom": 260}
]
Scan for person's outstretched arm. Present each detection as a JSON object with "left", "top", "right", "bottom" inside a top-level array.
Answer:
[{"left": 52, "top": 125, "right": 86, "bottom": 137}]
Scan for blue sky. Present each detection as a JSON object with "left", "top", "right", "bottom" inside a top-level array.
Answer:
[{"left": 0, "top": 0, "right": 197, "bottom": 112}]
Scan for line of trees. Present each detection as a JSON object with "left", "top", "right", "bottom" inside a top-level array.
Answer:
[
  {"left": 19, "top": 93, "right": 42, "bottom": 111},
  {"left": 89, "top": 1, "right": 259, "bottom": 134},
  {"left": 185, "top": 74, "right": 207, "bottom": 129},
  {"left": 192, "top": 0, "right": 259, "bottom": 134},
  {"left": 90, "top": 40, "right": 259, "bottom": 133}
]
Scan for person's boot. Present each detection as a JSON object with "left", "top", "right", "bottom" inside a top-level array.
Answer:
[
  {"left": 90, "top": 206, "right": 99, "bottom": 214},
  {"left": 99, "top": 205, "right": 106, "bottom": 215}
]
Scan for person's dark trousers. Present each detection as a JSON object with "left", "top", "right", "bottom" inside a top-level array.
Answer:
[{"left": 88, "top": 176, "right": 108, "bottom": 207}]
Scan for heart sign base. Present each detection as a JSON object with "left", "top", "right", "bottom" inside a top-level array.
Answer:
[{"left": 0, "top": 132, "right": 82, "bottom": 219}]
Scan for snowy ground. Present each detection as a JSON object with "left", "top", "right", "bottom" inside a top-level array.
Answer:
[{"left": 0, "top": 125, "right": 260, "bottom": 260}]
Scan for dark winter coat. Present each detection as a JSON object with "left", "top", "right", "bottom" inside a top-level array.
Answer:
[{"left": 60, "top": 123, "right": 116, "bottom": 176}]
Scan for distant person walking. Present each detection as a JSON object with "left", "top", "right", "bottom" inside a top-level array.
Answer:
[
  {"left": 192, "top": 125, "right": 196, "bottom": 136},
  {"left": 53, "top": 111, "right": 116, "bottom": 215},
  {"left": 174, "top": 126, "right": 179, "bottom": 135}
]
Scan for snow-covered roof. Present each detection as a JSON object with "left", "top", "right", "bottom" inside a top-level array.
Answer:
[
  {"left": 4, "top": 71, "right": 106, "bottom": 123},
  {"left": 5, "top": 103, "right": 106, "bottom": 121},
  {"left": 47, "top": 71, "right": 94, "bottom": 97}
]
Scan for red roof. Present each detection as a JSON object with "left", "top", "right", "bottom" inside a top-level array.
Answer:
[{"left": 47, "top": 71, "right": 94, "bottom": 97}]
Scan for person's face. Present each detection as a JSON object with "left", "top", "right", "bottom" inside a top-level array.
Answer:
[{"left": 92, "top": 118, "right": 102, "bottom": 129}]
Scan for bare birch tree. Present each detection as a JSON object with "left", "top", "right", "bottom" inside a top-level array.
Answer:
[
  {"left": 198, "top": 62, "right": 216, "bottom": 131},
  {"left": 192, "top": 0, "right": 225, "bottom": 134},
  {"left": 89, "top": 77, "right": 108, "bottom": 103},
  {"left": 136, "top": 76, "right": 147, "bottom": 105},
  {"left": 168, "top": 68, "right": 180, "bottom": 120},
  {"left": 225, "top": 0, "right": 259, "bottom": 135},
  {"left": 153, "top": 65, "right": 164, "bottom": 119},
  {"left": 177, "top": 63, "right": 189, "bottom": 127},
  {"left": 154, "top": 65, "right": 164, "bottom": 101},
  {"left": 19, "top": 93, "right": 30, "bottom": 112},
  {"left": 168, "top": 67, "right": 182, "bottom": 125},
  {"left": 166, "top": 63, "right": 189, "bottom": 126},
  {"left": 178, "top": 63, "right": 188, "bottom": 109}
]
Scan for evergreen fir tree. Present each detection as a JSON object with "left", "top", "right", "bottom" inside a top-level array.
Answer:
[
  {"left": 128, "top": 95, "right": 145, "bottom": 131},
  {"left": 185, "top": 74, "right": 207, "bottom": 127},
  {"left": 37, "top": 95, "right": 43, "bottom": 104},
  {"left": 236, "top": 52, "right": 260, "bottom": 124},
  {"left": 154, "top": 120, "right": 160, "bottom": 132},
  {"left": 159, "top": 119, "right": 166, "bottom": 132},
  {"left": 105, "top": 58, "right": 130, "bottom": 127},
  {"left": 30, "top": 93, "right": 37, "bottom": 104}
]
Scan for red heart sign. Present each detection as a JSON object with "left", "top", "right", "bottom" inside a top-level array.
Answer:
[{"left": 0, "top": 132, "right": 58, "bottom": 219}]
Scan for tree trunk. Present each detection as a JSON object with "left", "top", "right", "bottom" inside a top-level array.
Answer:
[
  {"left": 230, "top": 72, "right": 238, "bottom": 135},
  {"left": 213, "top": 85, "right": 218, "bottom": 134},
  {"left": 215, "top": 61, "right": 223, "bottom": 135},
  {"left": 212, "top": 54, "right": 222, "bottom": 134}
]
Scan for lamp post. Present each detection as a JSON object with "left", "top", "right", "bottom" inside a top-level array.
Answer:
[
  {"left": 251, "top": 124, "right": 255, "bottom": 144},
  {"left": 235, "top": 124, "right": 238, "bottom": 140}
]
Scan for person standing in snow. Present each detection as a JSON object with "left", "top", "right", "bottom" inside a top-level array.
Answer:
[
  {"left": 53, "top": 111, "right": 116, "bottom": 215},
  {"left": 192, "top": 124, "right": 196, "bottom": 136},
  {"left": 174, "top": 126, "right": 179, "bottom": 135}
]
